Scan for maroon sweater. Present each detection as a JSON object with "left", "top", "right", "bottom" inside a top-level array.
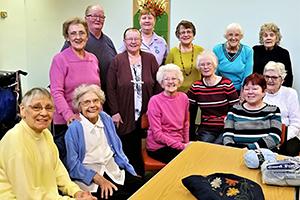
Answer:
[{"left": 107, "top": 51, "right": 161, "bottom": 135}]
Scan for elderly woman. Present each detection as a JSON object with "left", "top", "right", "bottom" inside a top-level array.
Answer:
[
  {"left": 50, "top": 17, "right": 100, "bottom": 136},
  {"left": 107, "top": 27, "right": 160, "bottom": 176},
  {"left": 223, "top": 73, "right": 282, "bottom": 151},
  {"left": 253, "top": 23, "right": 293, "bottom": 87},
  {"left": 165, "top": 20, "right": 204, "bottom": 92},
  {"left": 65, "top": 84, "right": 142, "bottom": 200},
  {"left": 146, "top": 64, "right": 189, "bottom": 163},
  {"left": 0, "top": 88, "right": 96, "bottom": 200},
  {"left": 263, "top": 61, "right": 300, "bottom": 156},
  {"left": 213, "top": 23, "right": 253, "bottom": 93},
  {"left": 119, "top": 9, "right": 168, "bottom": 66},
  {"left": 187, "top": 51, "right": 239, "bottom": 143}
]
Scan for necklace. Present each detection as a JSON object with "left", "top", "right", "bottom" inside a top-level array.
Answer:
[{"left": 179, "top": 44, "right": 194, "bottom": 76}]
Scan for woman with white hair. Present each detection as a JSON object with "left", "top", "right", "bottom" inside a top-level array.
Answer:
[
  {"left": 146, "top": 64, "right": 189, "bottom": 163},
  {"left": 263, "top": 61, "right": 300, "bottom": 156},
  {"left": 213, "top": 23, "right": 253, "bottom": 93},
  {"left": 187, "top": 50, "right": 239, "bottom": 142},
  {"left": 64, "top": 84, "right": 143, "bottom": 200}
]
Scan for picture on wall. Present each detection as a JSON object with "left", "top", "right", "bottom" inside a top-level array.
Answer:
[{"left": 133, "top": 0, "right": 170, "bottom": 44}]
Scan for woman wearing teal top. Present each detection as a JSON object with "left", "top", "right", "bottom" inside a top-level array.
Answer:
[
  {"left": 213, "top": 23, "right": 253, "bottom": 93},
  {"left": 166, "top": 20, "right": 204, "bottom": 92}
]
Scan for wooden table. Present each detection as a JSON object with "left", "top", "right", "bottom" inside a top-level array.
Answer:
[{"left": 130, "top": 142, "right": 296, "bottom": 200}]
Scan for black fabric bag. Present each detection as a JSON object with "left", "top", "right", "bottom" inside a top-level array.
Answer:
[{"left": 182, "top": 173, "right": 265, "bottom": 200}]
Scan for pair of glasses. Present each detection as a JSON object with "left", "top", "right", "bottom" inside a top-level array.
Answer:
[
  {"left": 29, "top": 104, "right": 55, "bottom": 112},
  {"left": 68, "top": 31, "right": 86, "bottom": 37},
  {"left": 163, "top": 77, "right": 178, "bottom": 82},
  {"left": 125, "top": 37, "right": 141, "bottom": 42},
  {"left": 179, "top": 30, "right": 193, "bottom": 35},
  {"left": 80, "top": 98, "right": 101, "bottom": 107},
  {"left": 86, "top": 15, "right": 106, "bottom": 20},
  {"left": 264, "top": 75, "right": 281, "bottom": 80}
]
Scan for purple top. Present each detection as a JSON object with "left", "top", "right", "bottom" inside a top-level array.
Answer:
[
  {"left": 146, "top": 92, "right": 189, "bottom": 151},
  {"left": 49, "top": 47, "right": 100, "bottom": 124}
]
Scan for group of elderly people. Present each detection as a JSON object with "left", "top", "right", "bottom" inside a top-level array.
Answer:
[{"left": 1, "top": 3, "right": 300, "bottom": 200}]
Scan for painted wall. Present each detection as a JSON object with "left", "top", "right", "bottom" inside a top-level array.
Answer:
[{"left": 1, "top": 0, "right": 299, "bottom": 94}]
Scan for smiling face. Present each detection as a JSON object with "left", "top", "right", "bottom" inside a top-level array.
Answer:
[
  {"left": 67, "top": 23, "right": 88, "bottom": 52},
  {"left": 140, "top": 13, "right": 156, "bottom": 33},
  {"left": 264, "top": 69, "right": 283, "bottom": 94},
  {"left": 262, "top": 31, "right": 277, "bottom": 50},
  {"left": 20, "top": 96, "right": 54, "bottom": 133},
  {"left": 225, "top": 28, "right": 242, "bottom": 49},
  {"left": 161, "top": 71, "right": 180, "bottom": 96},
  {"left": 243, "top": 82, "right": 265, "bottom": 106},
  {"left": 198, "top": 57, "right": 216, "bottom": 78},
  {"left": 124, "top": 29, "right": 142, "bottom": 54},
  {"left": 85, "top": 6, "right": 105, "bottom": 35},
  {"left": 79, "top": 91, "right": 102, "bottom": 124},
  {"left": 178, "top": 26, "right": 194, "bottom": 46}
]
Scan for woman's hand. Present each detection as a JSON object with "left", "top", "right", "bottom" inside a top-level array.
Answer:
[
  {"left": 93, "top": 173, "right": 118, "bottom": 199},
  {"left": 74, "top": 191, "right": 97, "bottom": 200},
  {"left": 67, "top": 113, "right": 81, "bottom": 125},
  {"left": 112, "top": 113, "right": 123, "bottom": 128}
]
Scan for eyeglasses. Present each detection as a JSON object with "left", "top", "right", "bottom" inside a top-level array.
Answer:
[
  {"left": 80, "top": 98, "right": 101, "bottom": 107},
  {"left": 163, "top": 77, "right": 179, "bottom": 82},
  {"left": 86, "top": 15, "right": 106, "bottom": 20},
  {"left": 264, "top": 75, "right": 281, "bottom": 81},
  {"left": 125, "top": 37, "right": 141, "bottom": 42},
  {"left": 179, "top": 30, "right": 193, "bottom": 35},
  {"left": 28, "top": 104, "right": 55, "bottom": 112},
  {"left": 68, "top": 31, "right": 87, "bottom": 38}
]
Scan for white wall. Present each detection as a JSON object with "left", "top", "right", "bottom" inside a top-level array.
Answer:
[{"left": 1, "top": 0, "right": 299, "bottom": 94}]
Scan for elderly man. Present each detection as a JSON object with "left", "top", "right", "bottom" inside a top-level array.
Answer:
[
  {"left": 62, "top": 4, "right": 117, "bottom": 111},
  {"left": 0, "top": 88, "right": 96, "bottom": 199}
]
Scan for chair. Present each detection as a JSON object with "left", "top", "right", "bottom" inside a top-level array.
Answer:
[
  {"left": 280, "top": 124, "right": 287, "bottom": 145},
  {"left": 141, "top": 114, "right": 166, "bottom": 171}
]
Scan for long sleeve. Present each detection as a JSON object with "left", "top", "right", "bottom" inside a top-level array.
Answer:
[
  {"left": 148, "top": 102, "right": 186, "bottom": 150},
  {"left": 50, "top": 55, "right": 74, "bottom": 122},
  {"left": 187, "top": 86, "right": 198, "bottom": 141},
  {"left": 106, "top": 56, "right": 120, "bottom": 115},
  {"left": 0, "top": 122, "right": 80, "bottom": 199},
  {"left": 242, "top": 47, "right": 253, "bottom": 86},
  {"left": 223, "top": 110, "right": 236, "bottom": 145},
  {"left": 282, "top": 50, "right": 293, "bottom": 87},
  {"left": 64, "top": 123, "right": 97, "bottom": 186},
  {"left": 286, "top": 89, "right": 300, "bottom": 140}
]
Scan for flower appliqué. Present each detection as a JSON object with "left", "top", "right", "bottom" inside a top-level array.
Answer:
[
  {"left": 226, "top": 187, "right": 240, "bottom": 196},
  {"left": 210, "top": 177, "right": 222, "bottom": 188}
]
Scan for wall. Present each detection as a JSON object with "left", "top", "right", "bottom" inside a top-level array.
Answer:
[{"left": 0, "top": 0, "right": 299, "bottom": 93}]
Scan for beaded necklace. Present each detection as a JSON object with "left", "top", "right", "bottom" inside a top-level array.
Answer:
[{"left": 179, "top": 44, "right": 194, "bottom": 76}]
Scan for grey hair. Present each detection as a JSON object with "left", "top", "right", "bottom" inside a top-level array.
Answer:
[
  {"left": 224, "top": 23, "right": 244, "bottom": 39},
  {"left": 85, "top": 4, "right": 104, "bottom": 16},
  {"left": 156, "top": 64, "right": 184, "bottom": 85},
  {"left": 263, "top": 61, "right": 287, "bottom": 80},
  {"left": 72, "top": 84, "right": 105, "bottom": 111},
  {"left": 196, "top": 50, "right": 218, "bottom": 71},
  {"left": 21, "top": 88, "right": 53, "bottom": 107},
  {"left": 259, "top": 23, "right": 282, "bottom": 45}
]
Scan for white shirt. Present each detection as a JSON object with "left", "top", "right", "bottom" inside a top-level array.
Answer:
[
  {"left": 264, "top": 86, "right": 300, "bottom": 140},
  {"left": 77, "top": 114, "right": 125, "bottom": 192}
]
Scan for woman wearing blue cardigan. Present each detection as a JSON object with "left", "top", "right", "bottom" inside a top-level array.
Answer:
[{"left": 65, "top": 84, "right": 143, "bottom": 200}]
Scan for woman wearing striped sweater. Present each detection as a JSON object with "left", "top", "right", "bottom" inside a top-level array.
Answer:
[
  {"left": 223, "top": 73, "right": 282, "bottom": 151},
  {"left": 187, "top": 50, "right": 239, "bottom": 143}
]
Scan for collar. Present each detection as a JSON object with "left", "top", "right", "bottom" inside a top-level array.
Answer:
[{"left": 80, "top": 113, "right": 104, "bottom": 133}]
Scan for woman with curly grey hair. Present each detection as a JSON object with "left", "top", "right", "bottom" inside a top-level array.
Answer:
[
  {"left": 64, "top": 84, "right": 143, "bottom": 199},
  {"left": 253, "top": 22, "right": 293, "bottom": 87}
]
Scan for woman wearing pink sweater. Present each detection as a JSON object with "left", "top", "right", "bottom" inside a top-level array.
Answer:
[{"left": 146, "top": 64, "right": 189, "bottom": 163}]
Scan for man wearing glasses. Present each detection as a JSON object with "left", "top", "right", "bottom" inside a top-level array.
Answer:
[{"left": 62, "top": 4, "right": 117, "bottom": 112}]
